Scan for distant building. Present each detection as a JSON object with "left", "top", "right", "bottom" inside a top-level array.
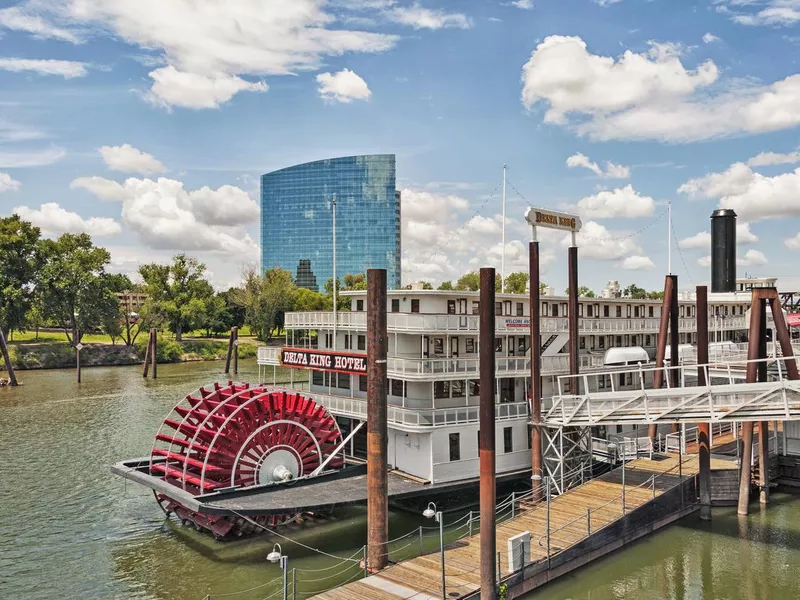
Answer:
[
  {"left": 261, "top": 154, "right": 401, "bottom": 290},
  {"left": 116, "top": 292, "right": 148, "bottom": 312}
]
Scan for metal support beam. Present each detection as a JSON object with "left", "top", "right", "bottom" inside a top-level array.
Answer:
[
  {"left": 696, "top": 285, "right": 711, "bottom": 521},
  {"left": 568, "top": 246, "right": 579, "bottom": 380},
  {"left": 367, "top": 269, "right": 388, "bottom": 572},
  {"left": 479, "top": 267, "right": 497, "bottom": 600},
  {"left": 529, "top": 241, "right": 543, "bottom": 502}
]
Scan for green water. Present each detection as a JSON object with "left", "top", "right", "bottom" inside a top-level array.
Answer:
[{"left": 3, "top": 362, "right": 800, "bottom": 600}]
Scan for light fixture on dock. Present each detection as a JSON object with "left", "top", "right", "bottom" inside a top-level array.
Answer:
[
  {"left": 267, "top": 543, "right": 289, "bottom": 600},
  {"left": 422, "top": 502, "right": 446, "bottom": 600}
]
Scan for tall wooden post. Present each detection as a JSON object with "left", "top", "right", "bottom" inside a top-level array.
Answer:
[
  {"left": 529, "top": 241, "right": 543, "bottom": 502},
  {"left": 649, "top": 276, "right": 674, "bottom": 444},
  {"left": 696, "top": 286, "right": 711, "bottom": 521},
  {"left": 479, "top": 268, "right": 497, "bottom": 600},
  {"left": 151, "top": 328, "right": 157, "bottom": 379},
  {"left": 233, "top": 326, "right": 239, "bottom": 375},
  {"left": 224, "top": 328, "right": 235, "bottom": 374},
  {"left": 0, "top": 330, "right": 18, "bottom": 386},
  {"left": 76, "top": 344, "right": 82, "bottom": 383},
  {"left": 142, "top": 328, "right": 151, "bottom": 378},
  {"left": 366, "top": 269, "right": 388, "bottom": 572},
  {"left": 568, "top": 246, "right": 579, "bottom": 380}
]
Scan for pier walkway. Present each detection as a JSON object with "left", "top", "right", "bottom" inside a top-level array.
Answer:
[{"left": 311, "top": 455, "right": 736, "bottom": 600}]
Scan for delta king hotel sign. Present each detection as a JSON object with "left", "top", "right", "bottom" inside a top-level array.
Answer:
[{"left": 524, "top": 207, "right": 582, "bottom": 233}]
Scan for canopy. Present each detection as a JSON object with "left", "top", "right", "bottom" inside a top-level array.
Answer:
[
  {"left": 603, "top": 346, "right": 649, "bottom": 366},
  {"left": 787, "top": 313, "right": 800, "bottom": 328}
]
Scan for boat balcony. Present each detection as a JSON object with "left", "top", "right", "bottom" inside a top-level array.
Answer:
[
  {"left": 307, "top": 392, "right": 530, "bottom": 431},
  {"left": 283, "top": 311, "right": 748, "bottom": 335},
  {"left": 257, "top": 347, "right": 607, "bottom": 379}
]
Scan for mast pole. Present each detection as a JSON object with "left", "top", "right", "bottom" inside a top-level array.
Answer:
[
  {"left": 501, "top": 164, "right": 507, "bottom": 294},
  {"left": 332, "top": 194, "right": 337, "bottom": 351},
  {"left": 668, "top": 200, "right": 672, "bottom": 275}
]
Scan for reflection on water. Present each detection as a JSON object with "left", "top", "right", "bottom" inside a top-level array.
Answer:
[
  {"left": 3, "top": 362, "right": 800, "bottom": 599},
  {"left": 524, "top": 493, "right": 800, "bottom": 600}
]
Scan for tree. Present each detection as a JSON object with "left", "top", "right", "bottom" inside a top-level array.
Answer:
[
  {"left": 422, "top": 281, "right": 433, "bottom": 290},
  {"left": 540, "top": 282, "right": 548, "bottom": 293},
  {"left": 437, "top": 281, "right": 454, "bottom": 291},
  {"left": 37, "top": 233, "right": 119, "bottom": 345},
  {"left": 139, "top": 254, "right": 214, "bottom": 342},
  {"left": 220, "top": 287, "right": 246, "bottom": 329},
  {"left": 342, "top": 273, "right": 367, "bottom": 291},
  {"left": 456, "top": 271, "right": 501, "bottom": 292},
  {"left": 646, "top": 290, "right": 665, "bottom": 300},
  {"left": 294, "top": 287, "right": 327, "bottom": 311},
  {"left": 504, "top": 272, "right": 529, "bottom": 294},
  {"left": 565, "top": 285, "right": 596, "bottom": 298},
  {"left": 323, "top": 278, "right": 350, "bottom": 311},
  {"left": 236, "top": 267, "right": 297, "bottom": 341},
  {"left": 624, "top": 283, "right": 647, "bottom": 299},
  {"left": 0, "top": 215, "right": 42, "bottom": 338},
  {"left": 201, "top": 294, "right": 232, "bottom": 337}
]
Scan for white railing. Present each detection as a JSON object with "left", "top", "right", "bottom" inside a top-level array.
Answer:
[
  {"left": 309, "top": 392, "right": 529, "bottom": 429},
  {"left": 257, "top": 346, "right": 281, "bottom": 365}
]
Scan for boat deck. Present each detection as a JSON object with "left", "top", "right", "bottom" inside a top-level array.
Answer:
[{"left": 311, "top": 455, "right": 737, "bottom": 600}]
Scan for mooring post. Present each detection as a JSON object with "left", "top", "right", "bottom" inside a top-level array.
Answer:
[
  {"left": 224, "top": 327, "right": 235, "bottom": 374},
  {"left": 529, "top": 240, "right": 543, "bottom": 503},
  {"left": 232, "top": 326, "right": 239, "bottom": 375},
  {"left": 76, "top": 343, "right": 81, "bottom": 383},
  {"left": 479, "top": 267, "right": 498, "bottom": 600},
  {"left": 366, "top": 269, "right": 388, "bottom": 572},
  {"left": 649, "top": 275, "right": 673, "bottom": 443},
  {"left": 142, "top": 328, "right": 151, "bottom": 378},
  {"left": 696, "top": 285, "right": 712, "bottom": 521},
  {"left": 151, "top": 328, "right": 157, "bottom": 379},
  {"left": 419, "top": 525, "right": 424, "bottom": 555},
  {"left": 759, "top": 421, "right": 769, "bottom": 505},
  {"left": 568, "top": 245, "right": 579, "bottom": 380},
  {"left": 0, "top": 329, "right": 18, "bottom": 386},
  {"left": 738, "top": 290, "right": 765, "bottom": 516}
]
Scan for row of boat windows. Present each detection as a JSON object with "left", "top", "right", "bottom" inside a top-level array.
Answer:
[
  {"left": 356, "top": 299, "right": 750, "bottom": 318},
  {"left": 448, "top": 428, "right": 522, "bottom": 462}
]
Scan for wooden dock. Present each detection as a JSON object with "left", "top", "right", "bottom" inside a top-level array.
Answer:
[{"left": 311, "top": 455, "right": 737, "bottom": 600}]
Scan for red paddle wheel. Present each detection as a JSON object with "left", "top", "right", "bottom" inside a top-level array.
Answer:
[{"left": 149, "top": 382, "right": 343, "bottom": 538}]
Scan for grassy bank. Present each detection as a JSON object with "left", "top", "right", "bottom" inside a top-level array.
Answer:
[{"left": 2, "top": 337, "right": 263, "bottom": 371}]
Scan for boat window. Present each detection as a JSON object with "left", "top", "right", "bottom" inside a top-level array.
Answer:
[
  {"left": 646, "top": 335, "right": 652, "bottom": 346},
  {"left": 604, "top": 305, "right": 610, "bottom": 317},
  {"left": 356, "top": 299, "right": 364, "bottom": 311},
  {"left": 466, "top": 338, "right": 475, "bottom": 353},
  {"left": 504, "top": 301, "right": 512, "bottom": 315},
  {"left": 469, "top": 380, "right": 480, "bottom": 396},
  {"left": 449, "top": 433, "right": 461, "bottom": 462},
  {"left": 552, "top": 304, "right": 559, "bottom": 317},
  {"left": 518, "top": 338, "right": 526, "bottom": 354},
  {"left": 619, "top": 373, "right": 625, "bottom": 388},
  {"left": 312, "top": 371, "right": 324, "bottom": 386},
  {"left": 495, "top": 338, "right": 503, "bottom": 353},
  {"left": 338, "top": 373, "right": 350, "bottom": 389},
  {"left": 542, "top": 302, "right": 548, "bottom": 316},
  {"left": 390, "top": 379, "right": 403, "bottom": 397},
  {"left": 516, "top": 302, "right": 524, "bottom": 316},
  {"left": 433, "top": 338, "right": 444, "bottom": 355},
  {"left": 586, "top": 304, "right": 592, "bottom": 318},
  {"left": 391, "top": 299, "right": 400, "bottom": 313},
  {"left": 579, "top": 336, "right": 586, "bottom": 350},
  {"left": 599, "top": 337, "right": 605, "bottom": 349},
  {"left": 359, "top": 376, "right": 367, "bottom": 392},
  {"left": 649, "top": 306, "right": 654, "bottom": 318},
  {"left": 495, "top": 302, "right": 502, "bottom": 316},
  {"left": 411, "top": 299, "right": 420, "bottom": 313},
  {"left": 447, "top": 300, "right": 456, "bottom": 315},
  {"left": 472, "top": 301, "right": 480, "bottom": 315},
  {"left": 452, "top": 381, "right": 465, "bottom": 397},
  {"left": 434, "top": 381, "right": 450, "bottom": 399},
  {"left": 504, "top": 428, "right": 513, "bottom": 453},
  {"left": 616, "top": 306, "right": 622, "bottom": 318},
  {"left": 627, "top": 305, "right": 632, "bottom": 318},
  {"left": 579, "top": 304, "right": 584, "bottom": 317},
  {"left": 599, "top": 376, "right": 606, "bottom": 389},
  {"left": 358, "top": 335, "right": 366, "bottom": 351},
  {"left": 634, "top": 306, "right": 640, "bottom": 318},
  {"left": 631, "top": 335, "right": 637, "bottom": 346}
]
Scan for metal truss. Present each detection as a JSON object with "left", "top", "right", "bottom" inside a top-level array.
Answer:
[{"left": 543, "top": 426, "right": 592, "bottom": 495}]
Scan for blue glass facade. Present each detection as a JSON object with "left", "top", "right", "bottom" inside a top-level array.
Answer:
[{"left": 261, "top": 155, "right": 401, "bottom": 291}]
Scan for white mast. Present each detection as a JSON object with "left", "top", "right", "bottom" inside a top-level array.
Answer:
[
  {"left": 667, "top": 200, "right": 672, "bottom": 275},
  {"left": 332, "top": 194, "right": 337, "bottom": 351},
  {"left": 501, "top": 164, "right": 507, "bottom": 293}
]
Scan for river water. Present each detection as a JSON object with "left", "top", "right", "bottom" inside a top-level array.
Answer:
[{"left": 2, "top": 361, "right": 800, "bottom": 600}]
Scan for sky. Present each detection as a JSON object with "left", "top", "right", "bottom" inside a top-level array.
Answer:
[{"left": 1, "top": 0, "right": 800, "bottom": 294}]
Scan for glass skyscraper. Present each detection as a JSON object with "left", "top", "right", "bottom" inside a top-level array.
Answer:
[{"left": 261, "top": 154, "right": 401, "bottom": 291}]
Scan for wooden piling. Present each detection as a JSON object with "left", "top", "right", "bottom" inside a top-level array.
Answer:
[
  {"left": 649, "top": 275, "right": 674, "bottom": 444},
  {"left": 151, "top": 328, "right": 157, "bottom": 379},
  {"left": 366, "top": 269, "right": 388, "bottom": 572},
  {"left": 479, "top": 267, "right": 497, "bottom": 600},
  {"left": 225, "top": 327, "right": 235, "bottom": 374},
  {"left": 142, "top": 328, "right": 151, "bottom": 378},
  {"left": 529, "top": 241, "right": 543, "bottom": 502},
  {"left": 232, "top": 326, "right": 238, "bottom": 375},
  {"left": 76, "top": 344, "right": 81, "bottom": 383},
  {"left": 696, "top": 285, "right": 711, "bottom": 521},
  {"left": 0, "top": 329, "right": 18, "bottom": 386},
  {"left": 567, "top": 246, "right": 579, "bottom": 379}
]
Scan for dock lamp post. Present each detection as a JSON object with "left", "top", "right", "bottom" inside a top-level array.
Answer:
[
  {"left": 267, "top": 543, "right": 289, "bottom": 600},
  {"left": 423, "top": 502, "right": 446, "bottom": 600}
]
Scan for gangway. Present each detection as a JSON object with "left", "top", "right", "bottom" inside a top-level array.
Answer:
[{"left": 544, "top": 356, "right": 800, "bottom": 427}]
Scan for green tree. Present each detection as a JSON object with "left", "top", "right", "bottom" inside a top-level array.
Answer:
[
  {"left": 139, "top": 254, "right": 214, "bottom": 342},
  {"left": 565, "top": 285, "right": 596, "bottom": 298},
  {"left": 342, "top": 273, "right": 368, "bottom": 291},
  {"left": 237, "top": 267, "right": 297, "bottom": 341},
  {"left": 37, "top": 233, "right": 119, "bottom": 345},
  {"left": 646, "top": 290, "right": 665, "bottom": 300},
  {"left": 422, "top": 281, "right": 433, "bottom": 290},
  {"left": 0, "top": 215, "right": 42, "bottom": 338},
  {"left": 504, "top": 272, "right": 529, "bottom": 294},
  {"left": 295, "top": 287, "right": 327, "bottom": 311},
  {"left": 437, "top": 280, "right": 454, "bottom": 291},
  {"left": 220, "top": 287, "right": 246, "bottom": 328},
  {"left": 323, "top": 278, "right": 350, "bottom": 311},
  {"left": 455, "top": 271, "right": 480, "bottom": 291},
  {"left": 624, "top": 283, "right": 647, "bottom": 299},
  {"left": 201, "top": 294, "right": 231, "bottom": 337}
]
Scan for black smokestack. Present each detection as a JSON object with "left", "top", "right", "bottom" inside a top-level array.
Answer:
[{"left": 711, "top": 209, "right": 737, "bottom": 293}]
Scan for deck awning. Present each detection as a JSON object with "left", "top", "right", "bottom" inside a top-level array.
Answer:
[{"left": 788, "top": 313, "right": 800, "bottom": 327}]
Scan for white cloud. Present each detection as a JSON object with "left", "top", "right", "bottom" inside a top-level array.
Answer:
[
  {"left": 786, "top": 232, "right": 800, "bottom": 250},
  {"left": 511, "top": 0, "right": 533, "bottom": 9},
  {"left": 698, "top": 255, "right": 712, "bottom": 267},
  {"left": 703, "top": 32, "right": 721, "bottom": 43},
  {"left": 593, "top": 0, "right": 624, "bottom": 5},
  {"left": 12, "top": 0, "right": 400, "bottom": 109},
  {"left": 0, "top": 146, "right": 65, "bottom": 168},
  {"left": 388, "top": 4, "right": 471, "bottom": 29},
  {"left": 0, "top": 6, "right": 81, "bottom": 43},
  {"left": 520, "top": 35, "right": 800, "bottom": 142},
  {"left": 0, "top": 57, "right": 88, "bottom": 78},
  {"left": 678, "top": 162, "right": 800, "bottom": 221},
  {"left": 679, "top": 223, "right": 758, "bottom": 249},
  {"left": 71, "top": 175, "right": 259, "bottom": 257},
  {"left": 747, "top": 150, "right": 800, "bottom": 166},
  {"left": 621, "top": 255, "right": 655, "bottom": 270},
  {"left": 144, "top": 67, "right": 268, "bottom": 110},
  {"left": 13, "top": 203, "right": 121, "bottom": 237},
  {"left": 718, "top": 1, "right": 800, "bottom": 27},
  {"left": 316, "top": 69, "right": 372, "bottom": 103},
  {"left": 576, "top": 184, "right": 655, "bottom": 219},
  {"left": 738, "top": 249, "right": 768, "bottom": 266},
  {"left": 566, "top": 152, "right": 630, "bottom": 179},
  {"left": 563, "top": 220, "right": 642, "bottom": 261},
  {"left": 100, "top": 144, "right": 166, "bottom": 175},
  {"left": 0, "top": 172, "right": 21, "bottom": 193}
]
